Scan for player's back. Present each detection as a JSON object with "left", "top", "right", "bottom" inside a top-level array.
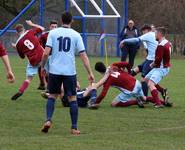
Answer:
[
  {"left": 16, "top": 29, "right": 44, "bottom": 66},
  {"left": 107, "top": 70, "right": 136, "bottom": 92},
  {"left": 47, "top": 27, "right": 85, "bottom": 76},
  {"left": 39, "top": 31, "right": 49, "bottom": 48},
  {"left": 139, "top": 32, "right": 158, "bottom": 60}
]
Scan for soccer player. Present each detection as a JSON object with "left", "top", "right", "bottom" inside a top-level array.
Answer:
[
  {"left": 37, "top": 20, "right": 58, "bottom": 90},
  {"left": 145, "top": 27, "right": 172, "bottom": 108},
  {"left": 89, "top": 61, "right": 145, "bottom": 108},
  {"left": 120, "top": 24, "right": 168, "bottom": 98},
  {"left": 11, "top": 20, "right": 45, "bottom": 100},
  {"left": 40, "top": 12, "right": 94, "bottom": 135},
  {"left": 0, "top": 42, "right": 15, "bottom": 83}
]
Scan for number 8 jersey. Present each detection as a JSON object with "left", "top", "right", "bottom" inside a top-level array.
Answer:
[{"left": 15, "top": 28, "right": 44, "bottom": 66}]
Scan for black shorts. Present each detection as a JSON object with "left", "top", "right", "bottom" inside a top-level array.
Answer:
[
  {"left": 48, "top": 73, "right": 77, "bottom": 96},
  {"left": 138, "top": 59, "right": 153, "bottom": 77}
]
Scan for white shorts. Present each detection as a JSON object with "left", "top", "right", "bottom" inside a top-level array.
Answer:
[
  {"left": 26, "top": 63, "right": 39, "bottom": 77},
  {"left": 114, "top": 80, "right": 144, "bottom": 102},
  {"left": 145, "top": 67, "right": 170, "bottom": 84}
]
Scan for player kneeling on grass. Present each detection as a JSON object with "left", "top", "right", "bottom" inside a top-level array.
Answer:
[
  {"left": 88, "top": 61, "right": 172, "bottom": 109},
  {"left": 89, "top": 61, "right": 145, "bottom": 108},
  {"left": 11, "top": 20, "right": 45, "bottom": 100},
  {"left": 144, "top": 27, "right": 173, "bottom": 108},
  {"left": 0, "top": 42, "right": 15, "bottom": 83}
]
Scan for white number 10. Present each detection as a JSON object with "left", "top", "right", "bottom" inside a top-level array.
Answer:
[{"left": 24, "top": 40, "right": 34, "bottom": 50}]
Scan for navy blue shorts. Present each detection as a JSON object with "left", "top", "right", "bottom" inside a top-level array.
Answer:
[
  {"left": 138, "top": 60, "right": 153, "bottom": 77},
  {"left": 48, "top": 73, "right": 77, "bottom": 96}
]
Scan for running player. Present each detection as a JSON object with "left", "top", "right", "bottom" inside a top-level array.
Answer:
[
  {"left": 11, "top": 20, "right": 45, "bottom": 100},
  {"left": 40, "top": 12, "right": 94, "bottom": 135},
  {"left": 145, "top": 27, "right": 172, "bottom": 108},
  {"left": 37, "top": 20, "right": 58, "bottom": 90},
  {"left": 0, "top": 42, "right": 15, "bottom": 83}
]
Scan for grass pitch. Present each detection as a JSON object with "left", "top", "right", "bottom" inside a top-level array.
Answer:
[{"left": 0, "top": 56, "right": 185, "bottom": 150}]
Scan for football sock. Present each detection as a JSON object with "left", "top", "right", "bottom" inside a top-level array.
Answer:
[
  {"left": 155, "top": 84, "right": 165, "bottom": 94},
  {"left": 141, "top": 81, "right": 148, "bottom": 96},
  {"left": 46, "top": 98, "right": 55, "bottom": 121},
  {"left": 115, "top": 100, "right": 138, "bottom": 107},
  {"left": 90, "top": 89, "right": 97, "bottom": 103},
  {"left": 38, "top": 67, "right": 45, "bottom": 86},
  {"left": 151, "top": 89, "right": 162, "bottom": 105},
  {"left": 19, "top": 80, "right": 30, "bottom": 93},
  {"left": 69, "top": 101, "right": 78, "bottom": 129},
  {"left": 146, "top": 96, "right": 165, "bottom": 105}
]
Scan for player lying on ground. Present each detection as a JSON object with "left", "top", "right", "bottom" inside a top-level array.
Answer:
[
  {"left": 37, "top": 20, "right": 58, "bottom": 90},
  {"left": 0, "top": 42, "right": 15, "bottom": 83},
  {"left": 144, "top": 27, "right": 172, "bottom": 108},
  {"left": 11, "top": 20, "right": 45, "bottom": 100},
  {"left": 88, "top": 61, "right": 172, "bottom": 109},
  {"left": 40, "top": 12, "right": 94, "bottom": 135},
  {"left": 41, "top": 81, "right": 97, "bottom": 108}
]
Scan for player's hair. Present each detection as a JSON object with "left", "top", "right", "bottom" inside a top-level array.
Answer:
[
  {"left": 95, "top": 62, "right": 106, "bottom": 74},
  {"left": 50, "top": 20, "right": 58, "bottom": 25},
  {"left": 15, "top": 24, "right": 25, "bottom": 33},
  {"left": 156, "top": 27, "right": 167, "bottom": 36},
  {"left": 61, "top": 12, "right": 73, "bottom": 24},
  {"left": 141, "top": 24, "right": 152, "bottom": 31}
]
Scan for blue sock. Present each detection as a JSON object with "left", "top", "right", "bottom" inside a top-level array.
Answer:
[
  {"left": 46, "top": 98, "right": 55, "bottom": 121},
  {"left": 90, "top": 89, "right": 97, "bottom": 103},
  {"left": 69, "top": 101, "right": 78, "bottom": 129},
  {"left": 141, "top": 82, "right": 148, "bottom": 96}
]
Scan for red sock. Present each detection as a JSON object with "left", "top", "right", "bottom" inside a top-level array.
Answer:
[
  {"left": 115, "top": 100, "right": 138, "bottom": 107},
  {"left": 151, "top": 89, "right": 162, "bottom": 105},
  {"left": 19, "top": 80, "right": 30, "bottom": 93},
  {"left": 155, "top": 84, "right": 164, "bottom": 93},
  {"left": 38, "top": 67, "right": 45, "bottom": 86},
  {"left": 146, "top": 96, "right": 165, "bottom": 105}
]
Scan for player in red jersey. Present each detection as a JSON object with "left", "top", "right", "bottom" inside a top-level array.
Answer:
[
  {"left": 0, "top": 42, "right": 15, "bottom": 83},
  {"left": 37, "top": 20, "right": 58, "bottom": 90},
  {"left": 11, "top": 20, "right": 45, "bottom": 100},
  {"left": 145, "top": 27, "right": 172, "bottom": 108},
  {"left": 88, "top": 61, "right": 172, "bottom": 109}
]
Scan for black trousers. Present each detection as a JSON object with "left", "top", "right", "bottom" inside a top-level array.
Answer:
[{"left": 121, "top": 45, "right": 138, "bottom": 68}]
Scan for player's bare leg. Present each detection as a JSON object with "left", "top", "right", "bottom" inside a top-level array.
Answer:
[
  {"left": 11, "top": 76, "right": 33, "bottom": 100},
  {"left": 37, "top": 66, "right": 46, "bottom": 90},
  {"left": 131, "top": 67, "right": 140, "bottom": 76}
]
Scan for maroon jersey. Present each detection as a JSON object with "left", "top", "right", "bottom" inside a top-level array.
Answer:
[
  {"left": 154, "top": 39, "right": 171, "bottom": 68},
  {"left": 96, "top": 69, "right": 136, "bottom": 104},
  {"left": 39, "top": 31, "right": 49, "bottom": 48},
  {"left": 16, "top": 28, "right": 44, "bottom": 66},
  {"left": 0, "top": 42, "right": 7, "bottom": 57},
  {"left": 111, "top": 61, "right": 131, "bottom": 73}
]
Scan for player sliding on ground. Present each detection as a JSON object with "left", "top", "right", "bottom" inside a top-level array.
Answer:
[
  {"left": 0, "top": 42, "right": 15, "bottom": 83},
  {"left": 40, "top": 12, "right": 94, "bottom": 135},
  {"left": 88, "top": 61, "right": 172, "bottom": 109},
  {"left": 37, "top": 20, "right": 58, "bottom": 90},
  {"left": 144, "top": 27, "right": 172, "bottom": 108},
  {"left": 11, "top": 20, "right": 45, "bottom": 100}
]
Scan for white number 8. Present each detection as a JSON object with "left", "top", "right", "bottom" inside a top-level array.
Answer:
[{"left": 24, "top": 40, "right": 34, "bottom": 50}]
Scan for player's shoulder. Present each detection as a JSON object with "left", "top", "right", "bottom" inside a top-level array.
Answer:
[{"left": 159, "top": 39, "right": 170, "bottom": 46}]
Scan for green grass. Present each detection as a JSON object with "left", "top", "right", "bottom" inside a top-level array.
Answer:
[{"left": 0, "top": 56, "right": 185, "bottom": 150}]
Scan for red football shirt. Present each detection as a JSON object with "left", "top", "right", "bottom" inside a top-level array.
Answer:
[
  {"left": 96, "top": 70, "right": 136, "bottom": 104},
  {"left": 39, "top": 31, "right": 49, "bottom": 48},
  {"left": 16, "top": 28, "right": 44, "bottom": 66},
  {"left": 0, "top": 42, "right": 7, "bottom": 57},
  {"left": 154, "top": 39, "right": 171, "bottom": 68}
]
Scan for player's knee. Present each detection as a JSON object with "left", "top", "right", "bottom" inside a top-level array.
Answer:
[
  {"left": 111, "top": 101, "right": 118, "bottom": 107},
  {"left": 49, "top": 94, "right": 58, "bottom": 99}
]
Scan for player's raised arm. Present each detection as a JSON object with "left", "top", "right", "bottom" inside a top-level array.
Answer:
[{"left": 26, "top": 20, "right": 45, "bottom": 31}]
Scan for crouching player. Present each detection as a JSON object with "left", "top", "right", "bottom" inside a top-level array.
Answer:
[
  {"left": 11, "top": 20, "right": 45, "bottom": 100},
  {"left": 0, "top": 42, "right": 15, "bottom": 83},
  {"left": 89, "top": 61, "right": 145, "bottom": 108},
  {"left": 145, "top": 27, "right": 172, "bottom": 108}
]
